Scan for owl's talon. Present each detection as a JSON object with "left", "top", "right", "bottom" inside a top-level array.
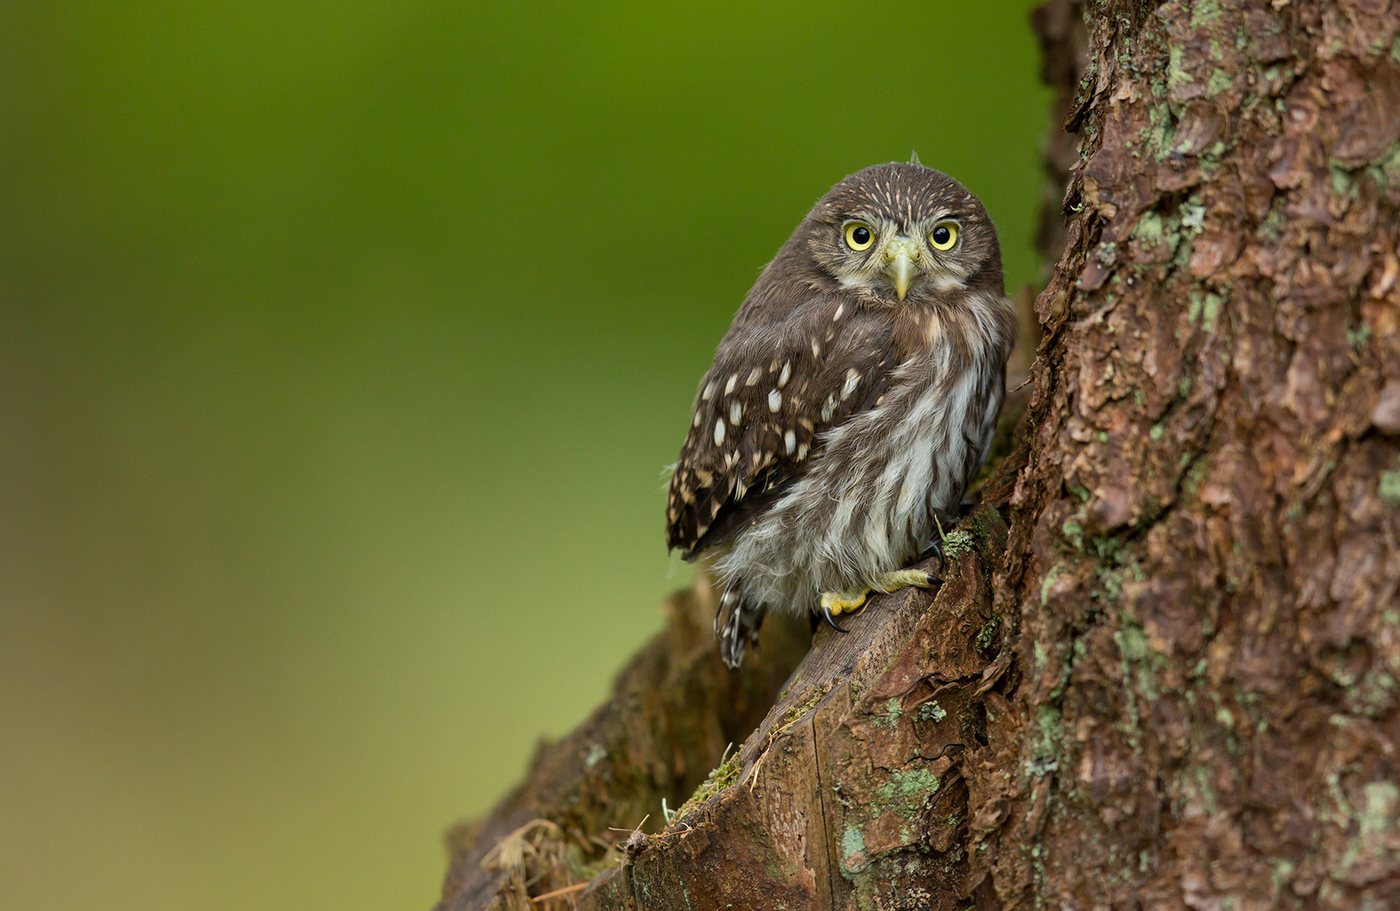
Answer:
[{"left": 820, "top": 606, "right": 849, "bottom": 633}]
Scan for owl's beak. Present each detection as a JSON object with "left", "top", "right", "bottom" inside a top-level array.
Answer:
[{"left": 883, "top": 237, "right": 921, "bottom": 301}]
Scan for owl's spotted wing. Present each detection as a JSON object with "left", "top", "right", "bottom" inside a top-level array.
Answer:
[{"left": 666, "top": 296, "right": 894, "bottom": 558}]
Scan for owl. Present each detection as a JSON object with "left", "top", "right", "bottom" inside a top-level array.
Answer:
[{"left": 666, "top": 162, "right": 1017, "bottom": 668}]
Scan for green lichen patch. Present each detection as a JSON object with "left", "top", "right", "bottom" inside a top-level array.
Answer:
[
  {"left": 1368, "top": 141, "right": 1400, "bottom": 188},
  {"left": 872, "top": 767, "right": 941, "bottom": 818},
  {"left": 976, "top": 613, "right": 1002, "bottom": 654},
  {"left": 1093, "top": 537, "right": 1146, "bottom": 601},
  {"left": 1168, "top": 45, "right": 1193, "bottom": 90},
  {"left": 940, "top": 528, "right": 976, "bottom": 559},
  {"left": 916, "top": 700, "right": 948, "bottom": 723},
  {"left": 871, "top": 697, "right": 903, "bottom": 729},
  {"left": 1062, "top": 518, "right": 1086, "bottom": 553},
  {"left": 1189, "top": 0, "right": 1221, "bottom": 27},
  {"left": 1348, "top": 322, "right": 1372, "bottom": 348},
  {"left": 1187, "top": 291, "right": 1226, "bottom": 330},
  {"left": 840, "top": 823, "right": 867, "bottom": 873},
  {"left": 1028, "top": 703, "right": 1064, "bottom": 778},
  {"left": 1181, "top": 199, "right": 1206, "bottom": 234},
  {"left": 1039, "top": 564, "right": 1068, "bottom": 607},
  {"left": 1379, "top": 470, "right": 1400, "bottom": 504}
]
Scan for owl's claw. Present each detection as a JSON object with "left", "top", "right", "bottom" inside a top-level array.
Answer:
[{"left": 819, "top": 605, "right": 849, "bottom": 633}]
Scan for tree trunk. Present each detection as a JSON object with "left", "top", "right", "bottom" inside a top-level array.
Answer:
[{"left": 435, "top": 1, "right": 1400, "bottom": 908}]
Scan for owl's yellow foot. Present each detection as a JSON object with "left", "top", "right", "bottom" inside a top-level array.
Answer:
[
  {"left": 872, "top": 568, "right": 939, "bottom": 593},
  {"left": 817, "top": 588, "right": 868, "bottom": 634},
  {"left": 817, "top": 570, "right": 940, "bottom": 634},
  {"left": 820, "top": 588, "right": 870, "bottom": 617}
]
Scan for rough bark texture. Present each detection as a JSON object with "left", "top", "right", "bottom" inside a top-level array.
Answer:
[
  {"left": 990, "top": 1, "right": 1400, "bottom": 907},
  {"left": 437, "top": 2, "right": 1400, "bottom": 908}
]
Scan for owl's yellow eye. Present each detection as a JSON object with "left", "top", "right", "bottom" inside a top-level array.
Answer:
[
  {"left": 929, "top": 222, "right": 959, "bottom": 251},
  {"left": 844, "top": 222, "right": 875, "bottom": 251}
]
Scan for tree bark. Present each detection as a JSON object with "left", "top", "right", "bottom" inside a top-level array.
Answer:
[{"left": 436, "top": 1, "right": 1400, "bottom": 908}]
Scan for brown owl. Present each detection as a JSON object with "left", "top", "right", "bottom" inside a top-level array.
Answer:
[{"left": 666, "top": 163, "right": 1017, "bottom": 668}]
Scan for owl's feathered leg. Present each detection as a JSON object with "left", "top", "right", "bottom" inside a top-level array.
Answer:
[{"left": 716, "top": 589, "right": 763, "bottom": 669}]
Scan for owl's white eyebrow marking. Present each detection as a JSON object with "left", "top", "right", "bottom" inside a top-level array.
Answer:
[
  {"left": 842, "top": 368, "right": 861, "bottom": 400},
  {"left": 714, "top": 419, "right": 726, "bottom": 446},
  {"left": 724, "top": 373, "right": 738, "bottom": 395},
  {"left": 784, "top": 430, "right": 796, "bottom": 455},
  {"left": 729, "top": 401, "right": 742, "bottom": 425},
  {"left": 778, "top": 362, "right": 791, "bottom": 387},
  {"left": 768, "top": 389, "right": 781, "bottom": 412},
  {"left": 745, "top": 366, "right": 762, "bottom": 386}
]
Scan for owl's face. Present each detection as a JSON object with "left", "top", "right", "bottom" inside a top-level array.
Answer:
[{"left": 802, "top": 163, "right": 1001, "bottom": 303}]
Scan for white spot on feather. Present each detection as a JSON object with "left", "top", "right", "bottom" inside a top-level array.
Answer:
[
  {"left": 778, "top": 362, "right": 792, "bottom": 388},
  {"left": 746, "top": 367, "right": 762, "bottom": 386},
  {"left": 784, "top": 429, "right": 796, "bottom": 455},
  {"left": 725, "top": 373, "right": 738, "bottom": 395},
  {"left": 729, "top": 401, "right": 742, "bottom": 426},
  {"left": 768, "top": 389, "right": 782, "bottom": 412},
  {"left": 842, "top": 368, "right": 861, "bottom": 400},
  {"left": 713, "top": 419, "right": 726, "bottom": 446}
]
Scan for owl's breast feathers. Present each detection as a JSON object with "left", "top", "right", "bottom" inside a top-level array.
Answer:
[{"left": 665, "top": 291, "right": 914, "bottom": 559}]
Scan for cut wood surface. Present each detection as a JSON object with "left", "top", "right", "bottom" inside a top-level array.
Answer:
[{"left": 436, "top": 1, "right": 1400, "bottom": 907}]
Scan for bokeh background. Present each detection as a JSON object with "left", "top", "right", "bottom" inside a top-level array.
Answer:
[{"left": 0, "top": 3, "right": 1048, "bottom": 909}]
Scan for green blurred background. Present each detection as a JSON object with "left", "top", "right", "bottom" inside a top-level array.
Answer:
[{"left": 0, "top": 2, "right": 1047, "bottom": 908}]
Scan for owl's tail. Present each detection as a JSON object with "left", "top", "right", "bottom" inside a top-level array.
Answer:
[{"left": 715, "top": 588, "right": 764, "bottom": 669}]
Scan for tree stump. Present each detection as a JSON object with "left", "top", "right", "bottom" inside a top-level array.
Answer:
[{"left": 436, "top": 1, "right": 1400, "bottom": 907}]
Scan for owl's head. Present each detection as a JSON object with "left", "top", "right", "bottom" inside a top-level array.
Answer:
[{"left": 802, "top": 163, "right": 1002, "bottom": 303}]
